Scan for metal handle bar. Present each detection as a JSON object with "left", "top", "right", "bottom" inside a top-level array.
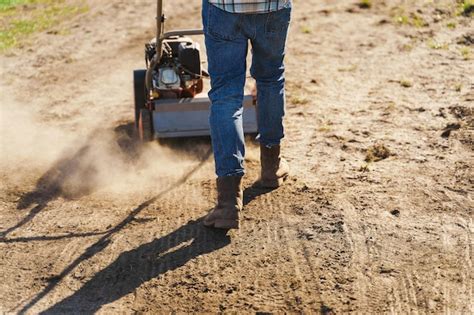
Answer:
[
  {"left": 146, "top": 0, "right": 204, "bottom": 93},
  {"left": 162, "top": 29, "right": 204, "bottom": 38}
]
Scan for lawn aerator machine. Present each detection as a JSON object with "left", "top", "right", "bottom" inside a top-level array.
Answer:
[{"left": 133, "top": 0, "right": 258, "bottom": 140}]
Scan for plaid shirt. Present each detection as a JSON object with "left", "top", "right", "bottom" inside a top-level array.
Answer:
[{"left": 208, "top": 0, "right": 290, "bottom": 14}]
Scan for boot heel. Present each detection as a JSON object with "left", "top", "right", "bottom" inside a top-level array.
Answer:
[
  {"left": 214, "top": 219, "right": 239, "bottom": 230},
  {"left": 258, "top": 174, "right": 288, "bottom": 189},
  {"left": 259, "top": 144, "right": 289, "bottom": 188}
]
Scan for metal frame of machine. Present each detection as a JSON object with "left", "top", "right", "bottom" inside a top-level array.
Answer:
[{"left": 133, "top": 0, "right": 258, "bottom": 140}]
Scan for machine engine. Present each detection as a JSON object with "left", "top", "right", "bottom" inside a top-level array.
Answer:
[{"left": 145, "top": 36, "right": 204, "bottom": 99}]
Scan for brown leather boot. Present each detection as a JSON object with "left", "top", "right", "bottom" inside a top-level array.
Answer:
[
  {"left": 257, "top": 144, "right": 289, "bottom": 188},
  {"left": 203, "top": 176, "right": 243, "bottom": 230}
]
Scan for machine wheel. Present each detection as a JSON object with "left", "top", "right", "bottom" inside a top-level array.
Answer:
[
  {"left": 138, "top": 108, "right": 153, "bottom": 142},
  {"left": 134, "top": 69, "right": 147, "bottom": 128}
]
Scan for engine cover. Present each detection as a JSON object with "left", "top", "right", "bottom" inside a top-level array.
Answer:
[
  {"left": 155, "top": 67, "right": 181, "bottom": 90},
  {"left": 178, "top": 42, "right": 201, "bottom": 76}
]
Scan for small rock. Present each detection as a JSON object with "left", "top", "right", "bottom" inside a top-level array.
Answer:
[{"left": 390, "top": 209, "right": 400, "bottom": 217}]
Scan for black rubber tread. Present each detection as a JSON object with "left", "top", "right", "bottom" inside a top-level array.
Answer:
[
  {"left": 133, "top": 69, "right": 147, "bottom": 128},
  {"left": 138, "top": 108, "right": 153, "bottom": 142}
]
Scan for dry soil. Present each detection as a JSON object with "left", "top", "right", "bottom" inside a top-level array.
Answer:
[{"left": 0, "top": 0, "right": 473, "bottom": 313}]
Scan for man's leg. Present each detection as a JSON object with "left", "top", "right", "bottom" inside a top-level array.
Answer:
[
  {"left": 250, "top": 7, "right": 291, "bottom": 147},
  {"left": 202, "top": 1, "right": 248, "bottom": 229},
  {"left": 203, "top": 2, "right": 248, "bottom": 177},
  {"left": 251, "top": 7, "right": 291, "bottom": 188}
]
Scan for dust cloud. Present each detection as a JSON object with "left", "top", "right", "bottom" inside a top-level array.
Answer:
[{"left": 0, "top": 85, "right": 211, "bottom": 200}]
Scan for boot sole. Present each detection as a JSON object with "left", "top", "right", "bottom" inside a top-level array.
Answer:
[{"left": 203, "top": 219, "right": 239, "bottom": 230}]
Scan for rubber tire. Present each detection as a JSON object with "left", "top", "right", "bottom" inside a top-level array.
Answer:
[
  {"left": 138, "top": 108, "right": 153, "bottom": 142},
  {"left": 134, "top": 69, "right": 147, "bottom": 128}
]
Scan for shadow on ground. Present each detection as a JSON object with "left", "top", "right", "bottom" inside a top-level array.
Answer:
[
  {"left": 16, "top": 144, "right": 214, "bottom": 314},
  {"left": 40, "top": 220, "right": 230, "bottom": 314}
]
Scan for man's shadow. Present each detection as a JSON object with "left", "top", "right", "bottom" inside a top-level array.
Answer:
[
  {"left": 41, "top": 219, "right": 230, "bottom": 314},
  {"left": 36, "top": 183, "right": 274, "bottom": 314},
  {"left": 39, "top": 185, "right": 274, "bottom": 314}
]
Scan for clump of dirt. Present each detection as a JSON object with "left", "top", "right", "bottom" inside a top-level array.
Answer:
[
  {"left": 450, "top": 105, "right": 473, "bottom": 126},
  {"left": 450, "top": 105, "right": 473, "bottom": 119},
  {"left": 390, "top": 209, "right": 401, "bottom": 217},
  {"left": 457, "top": 33, "right": 474, "bottom": 46},
  {"left": 365, "top": 142, "right": 391, "bottom": 162},
  {"left": 445, "top": 106, "right": 473, "bottom": 148},
  {"left": 441, "top": 123, "right": 462, "bottom": 138}
]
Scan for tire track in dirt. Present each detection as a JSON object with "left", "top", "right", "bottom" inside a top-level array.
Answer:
[
  {"left": 465, "top": 217, "right": 474, "bottom": 312},
  {"left": 280, "top": 222, "right": 313, "bottom": 309},
  {"left": 336, "top": 197, "right": 371, "bottom": 311}
]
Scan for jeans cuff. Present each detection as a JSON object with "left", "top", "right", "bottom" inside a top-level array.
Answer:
[
  {"left": 259, "top": 141, "right": 281, "bottom": 148},
  {"left": 217, "top": 170, "right": 245, "bottom": 178}
]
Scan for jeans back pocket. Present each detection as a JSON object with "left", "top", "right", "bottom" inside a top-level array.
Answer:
[
  {"left": 206, "top": 2, "right": 242, "bottom": 41},
  {"left": 265, "top": 7, "right": 291, "bottom": 37}
]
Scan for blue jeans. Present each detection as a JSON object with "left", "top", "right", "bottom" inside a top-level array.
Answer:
[{"left": 202, "top": 0, "right": 291, "bottom": 177}]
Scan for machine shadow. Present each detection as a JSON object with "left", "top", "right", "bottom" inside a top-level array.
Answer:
[
  {"left": 1, "top": 145, "right": 98, "bottom": 238},
  {"left": 41, "top": 219, "right": 230, "bottom": 314}
]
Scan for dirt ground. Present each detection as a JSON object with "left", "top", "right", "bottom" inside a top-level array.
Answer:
[{"left": 0, "top": 0, "right": 473, "bottom": 313}]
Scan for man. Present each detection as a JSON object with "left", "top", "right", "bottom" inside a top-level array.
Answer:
[{"left": 202, "top": 0, "right": 292, "bottom": 230}]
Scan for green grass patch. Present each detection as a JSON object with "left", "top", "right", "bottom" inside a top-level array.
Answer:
[
  {"left": 338, "top": 64, "right": 358, "bottom": 72},
  {"left": 411, "top": 14, "right": 428, "bottom": 27},
  {"left": 454, "top": 83, "right": 463, "bottom": 92},
  {"left": 460, "top": 46, "right": 471, "bottom": 60},
  {"left": 1, "top": 0, "right": 26, "bottom": 9},
  {"left": 400, "top": 79, "right": 413, "bottom": 88},
  {"left": 457, "top": 0, "right": 473, "bottom": 16},
  {"left": 427, "top": 39, "right": 449, "bottom": 50},
  {"left": 394, "top": 13, "right": 428, "bottom": 27},
  {"left": 358, "top": 0, "right": 372, "bottom": 9},
  {"left": 301, "top": 25, "right": 312, "bottom": 34},
  {"left": 0, "top": 0, "right": 36, "bottom": 10},
  {"left": 317, "top": 119, "right": 333, "bottom": 132},
  {"left": 0, "top": 0, "right": 88, "bottom": 52},
  {"left": 291, "top": 95, "right": 310, "bottom": 105},
  {"left": 446, "top": 21, "right": 456, "bottom": 29}
]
